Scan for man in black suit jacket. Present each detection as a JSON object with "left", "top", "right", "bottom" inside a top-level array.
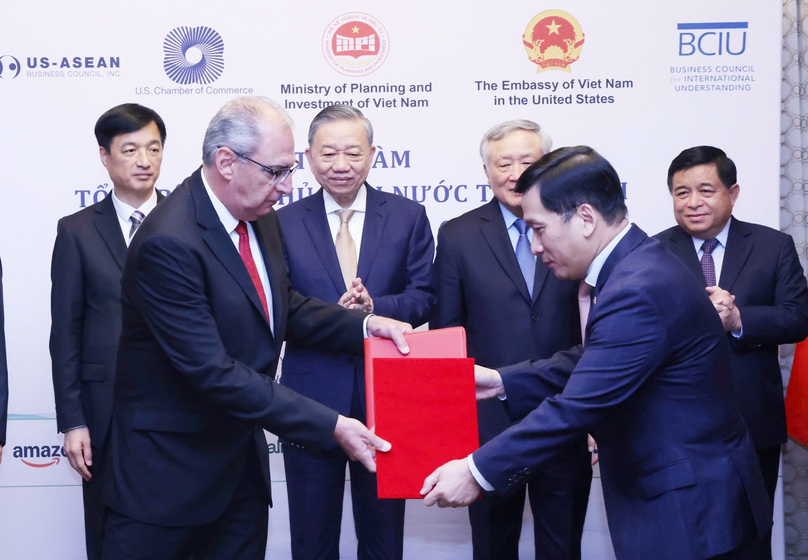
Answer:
[
  {"left": 423, "top": 146, "right": 771, "bottom": 560},
  {"left": 49, "top": 103, "right": 167, "bottom": 560},
  {"left": 102, "top": 96, "right": 410, "bottom": 560},
  {"left": 432, "top": 121, "right": 590, "bottom": 560},
  {"left": 655, "top": 145, "right": 808, "bottom": 557},
  {"left": 277, "top": 105, "right": 435, "bottom": 560}
]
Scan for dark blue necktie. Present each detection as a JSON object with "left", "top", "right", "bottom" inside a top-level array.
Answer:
[{"left": 514, "top": 219, "right": 535, "bottom": 298}]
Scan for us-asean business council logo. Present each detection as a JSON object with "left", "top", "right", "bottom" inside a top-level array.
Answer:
[
  {"left": 163, "top": 26, "right": 224, "bottom": 85},
  {"left": 523, "top": 10, "right": 585, "bottom": 73},
  {"left": 0, "top": 55, "right": 21, "bottom": 79},
  {"left": 322, "top": 12, "right": 389, "bottom": 76}
]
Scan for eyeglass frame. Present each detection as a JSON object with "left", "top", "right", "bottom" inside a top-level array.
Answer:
[{"left": 219, "top": 146, "right": 299, "bottom": 184}]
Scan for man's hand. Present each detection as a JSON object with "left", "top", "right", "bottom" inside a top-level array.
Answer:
[
  {"left": 333, "top": 415, "right": 391, "bottom": 473},
  {"left": 338, "top": 278, "right": 374, "bottom": 313},
  {"left": 366, "top": 316, "right": 411, "bottom": 354},
  {"left": 64, "top": 427, "right": 93, "bottom": 481},
  {"left": 421, "top": 459, "right": 482, "bottom": 507},
  {"left": 475, "top": 365, "right": 505, "bottom": 400},
  {"left": 588, "top": 434, "right": 599, "bottom": 466},
  {"left": 706, "top": 286, "right": 742, "bottom": 332}
]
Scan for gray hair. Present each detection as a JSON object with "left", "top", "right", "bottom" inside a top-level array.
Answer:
[
  {"left": 202, "top": 96, "right": 294, "bottom": 165},
  {"left": 479, "top": 119, "right": 553, "bottom": 165},
  {"left": 307, "top": 105, "right": 373, "bottom": 147}
]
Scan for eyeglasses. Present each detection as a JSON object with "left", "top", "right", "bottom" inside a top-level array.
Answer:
[{"left": 224, "top": 147, "right": 299, "bottom": 184}]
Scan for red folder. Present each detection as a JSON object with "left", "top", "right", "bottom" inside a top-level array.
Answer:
[{"left": 365, "top": 327, "right": 479, "bottom": 498}]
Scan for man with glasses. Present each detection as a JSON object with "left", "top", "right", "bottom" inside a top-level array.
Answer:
[
  {"left": 50, "top": 103, "right": 167, "bottom": 560},
  {"left": 101, "top": 96, "right": 412, "bottom": 560},
  {"left": 276, "top": 105, "right": 435, "bottom": 560}
]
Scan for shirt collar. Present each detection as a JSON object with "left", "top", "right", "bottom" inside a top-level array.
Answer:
[
  {"left": 201, "top": 168, "right": 240, "bottom": 234},
  {"left": 111, "top": 188, "right": 158, "bottom": 222},
  {"left": 497, "top": 201, "right": 520, "bottom": 230},
  {"left": 322, "top": 183, "right": 368, "bottom": 215},
  {"left": 690, "top": 218, "right": 731, "bottom": 254},
  {"left": 584, "top": 222, "right": 632, "bottom": 288}
]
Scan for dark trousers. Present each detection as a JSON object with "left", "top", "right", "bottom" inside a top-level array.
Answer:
[
  {"left": 469, "top": 445, "right": 592, "bottom": 560},
  {"left": 284, "top": 444, "right": 405, "bottom": 560},
  {"left": 755, "top": 445, "right": 781, "bottom": 560},
  {"left": 101, "top": 447, "right": 268, "bottom": 560},
  {"left": 83, "top": 443, "right": 110, "bottom": 560}
]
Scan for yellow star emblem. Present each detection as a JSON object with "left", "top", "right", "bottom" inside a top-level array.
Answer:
[
  {"left": 352, "top": 25, "right": 360, "bottom": 34},
  {"left": 546, "top": 20, "right": 561, "bottom": 35}
]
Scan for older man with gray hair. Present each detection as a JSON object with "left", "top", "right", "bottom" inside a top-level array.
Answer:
[
  {"left": 277, "top": 104, "right": 435, "bottom": 560},
  {"left": 431, "top": 120, "right": 591, "bottom": 560},
  {"left": 101, "top": 96, "right": 411, "bottom": 560}
]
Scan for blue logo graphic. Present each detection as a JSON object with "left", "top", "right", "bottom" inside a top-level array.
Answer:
[
  {"left": 0, "top": 55, "right": 21, "bottom": 79},
  {"left": 678, "top": 22, "right": 747, "bottom": 56},
  {"left": 163, "top": 26, "right": 224, "bottom": 85}
]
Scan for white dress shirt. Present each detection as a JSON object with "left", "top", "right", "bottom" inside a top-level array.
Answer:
[{"left": 111, "top": 189, "right": 159, "bottom": 247}]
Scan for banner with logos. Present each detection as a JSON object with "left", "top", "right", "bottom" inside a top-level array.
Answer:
[{"left": 0, "top": 1, "right": 782, "bottom": 558}]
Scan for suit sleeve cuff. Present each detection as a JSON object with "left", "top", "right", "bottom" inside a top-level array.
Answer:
[
  {"left": 468, "top": 453, "right": 494, "bottom": 491},
  {"left": 363, "top": 314, "right": 373, "bottom": 338}
]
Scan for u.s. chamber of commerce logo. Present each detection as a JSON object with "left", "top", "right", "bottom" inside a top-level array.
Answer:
[
  {"left": 523, "top": 10, "right": 585, "bottom": 73},
  {"left": 0, "top": 55, "right": 21, "bottom": 79},
  {"left": 163, "top": 26, "right": 225, "bottom": 85},
  {"left": 322, "top": 12, "right": 389, "bottom": 76}
]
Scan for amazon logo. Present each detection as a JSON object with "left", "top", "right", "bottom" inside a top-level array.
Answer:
[{"left": 12, "top": 444, "right": 66, "bottom": 468}]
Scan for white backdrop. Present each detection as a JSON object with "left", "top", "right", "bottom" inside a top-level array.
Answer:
[{"left": 0, "top": 1, "right": 783, "bottom": 558}]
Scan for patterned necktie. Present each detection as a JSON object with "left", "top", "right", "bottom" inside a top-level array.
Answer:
[
  {"left": 578, "top": 280, "right": 593, "bottom": 343},
  {"left": 514, "top": 219, "right": 535, "bottom": 298},
  {"left": 129, "top": 210, "right": 145, "bottom": 242},
  {"left": 335, "top": 209, "right": 357, "bottom": 290},
  {"left": 700, "top": 238, "right": 719, "bottom": 286},
  {"left": 235, "top": 221, "right": 269, "bottom": 321}
]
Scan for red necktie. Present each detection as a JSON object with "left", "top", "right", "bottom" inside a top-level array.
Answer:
[{"left": 235, "top": 221, "right": 269, "bottom": 320}]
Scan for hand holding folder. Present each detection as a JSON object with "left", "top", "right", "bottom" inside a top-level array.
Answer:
[{"left": 365, "top": 327, "right": 479, "bottom": 499}]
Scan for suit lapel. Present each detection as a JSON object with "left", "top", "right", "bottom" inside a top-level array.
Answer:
[
  {"left": 92, "top": 195, "right": 127, "bottom": 272},
  {"left": 254, "top": 215, "right": 285, "bottom": 350},
  {"left": 301, "top": 189, "right": 347, "bottom": 295},
  {"left": 190, "top": 169, "right": 273, "bottom": 332},
  {"left": 478, "top": 199, "right": 532, "bottom": 304},
  {"left": 594, "top": 224, "right": 647, "bottom": 299},
  {"left": 719, "top": 217, "right": 752, "bottom": 292},
  {"left": 357, "top": 183, "right": 388, "bottom": 283},
  {"left": 663, "top": 226, "right": 706, "bottom": 286}
]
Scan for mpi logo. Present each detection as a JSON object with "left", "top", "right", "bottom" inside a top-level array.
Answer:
[
  {"left": 163, "top": 26, "right": 224, "bottom": 85},
  {"left": 678, "top": 22, "right": 747, "bottom": 56},
  {"left": 12, "top": 443, "right": 66, "bottom": 468}
]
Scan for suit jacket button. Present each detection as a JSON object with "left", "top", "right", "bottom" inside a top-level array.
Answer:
[{"left": 531, "top": 315, "right": 539, "bottom": 322}]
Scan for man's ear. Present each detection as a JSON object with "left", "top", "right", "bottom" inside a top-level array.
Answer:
[
  {"left": 577, "top": 203, "right": 598, "bottom": 238},
  {"left": 216, "top": 148, "right": 238, "bottom": 180}
]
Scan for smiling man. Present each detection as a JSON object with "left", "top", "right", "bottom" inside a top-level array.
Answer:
[
  {"left": 655, "top": 145, "right": 808, "bottom": 558},
  {"left": 50, "top": 103, "right": 167, "bottom": 560},
  {"left": 431, "top": 120, "right": 590, "bottom": 560},
  {"left": 101, "top": 97, "right": 412, "bottom": 560},
  {"left": 277, "top": 104, "right": 435, "bottom": 560},
  {"left": 421, "top": 146, "right": 772, "bottom": 560}
]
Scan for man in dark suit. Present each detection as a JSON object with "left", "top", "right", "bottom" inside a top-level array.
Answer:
[
  {"left": 0, "top": 258, "right": 8, "bottom": 465},
  {"left": 422, "top": 146, "right": 772, "bottom": 560},
  {"left": 101, "top": 96, "right": 410, "bottom": 560},
  {"left": 277, "top": 105, "right": 435, "bottom": 560},
  {"left": 431, "top": 120, "right": 590, "bottom": 560},
  {"left": 49, "top": 103, "right": 167, "bottom": 560},
  {"left": 655, "top": 145, "right": 808, "bottom": 557}
]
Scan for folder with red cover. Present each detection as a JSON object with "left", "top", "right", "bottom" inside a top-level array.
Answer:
[{"left": 365, "top": 327, "right": 479, "bottom": 498}]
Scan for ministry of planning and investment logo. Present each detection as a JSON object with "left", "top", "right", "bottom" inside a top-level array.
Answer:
[
  {"left": 0, "top": 55, "right": 21, "bottom": 79},
  {"left": 163, "top": 26, "right": 224, "bottom": 85},
  {"left": 322, "top": 12, "right": 389, "bottom": 76},
  {"left": 523, "top": 10, "right": 585, "bottom": 73}
]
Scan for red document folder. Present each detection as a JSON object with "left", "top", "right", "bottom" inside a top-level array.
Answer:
[{"left": 365, "top": 327, "right": 479, "bottom": 498}]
